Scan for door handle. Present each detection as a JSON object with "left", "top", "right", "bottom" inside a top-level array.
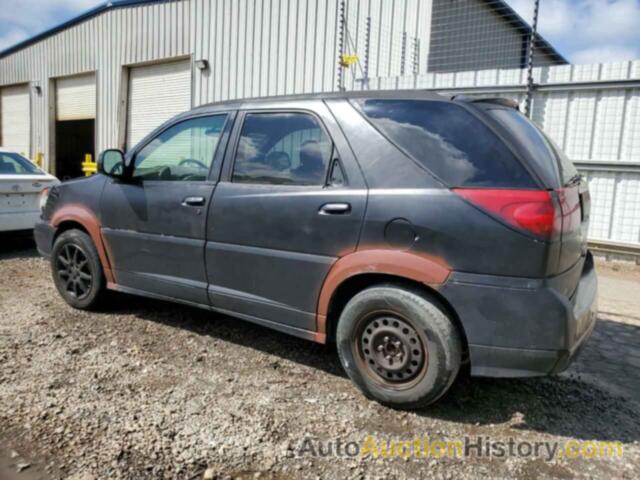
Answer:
[
  {"left": 182, "top": 196, "right": 206, "bottom": 207},
  {"left": 319, "top": 202, "right": 351, "bottom": 215}
]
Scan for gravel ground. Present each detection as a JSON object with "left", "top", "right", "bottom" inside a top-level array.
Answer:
[{"left": 1, "top": 234, "right": 639, "bottom": 479}]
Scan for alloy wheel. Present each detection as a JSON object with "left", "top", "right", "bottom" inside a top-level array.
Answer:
[{"left": 56, "top": 244, "right": 93, "bottom": 299}]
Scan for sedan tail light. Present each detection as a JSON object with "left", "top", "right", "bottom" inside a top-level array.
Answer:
[{"left": 39, "top": 187, "right": 50, "bottom": 213}]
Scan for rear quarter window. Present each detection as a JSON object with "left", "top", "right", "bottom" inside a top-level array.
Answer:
[
  {"left": 488, "top": 108, "right": 578, "bottom": 187},
  {"left": 355, "top": 99, "right": 536, "bottom": 188}
]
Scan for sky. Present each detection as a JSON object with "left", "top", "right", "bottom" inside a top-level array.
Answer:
[
  {"left": 506, "top": 0, "right": 640, "bottom": 63},
  {"left": 0, "top": 0, "right": 639, "bottom": 64}
]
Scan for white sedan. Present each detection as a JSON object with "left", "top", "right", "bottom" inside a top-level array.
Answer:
[{"left": 0, "top": 148, "right": 59, "bottom": 232}]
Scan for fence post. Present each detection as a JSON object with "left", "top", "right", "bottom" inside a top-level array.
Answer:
[
  {"left": 400, "top": 32, "right": 407, "bottom": 76},
  {"left": 337, "top": 0, "right": 346, "bottom": 91},
  {"left": 413, "top": 38, "right": 420, "bottom": 75},
  {"left": 363, "top": 16, "right": 371, "bottom": 89},
  {"left": 524, "top": 0, "right": 540, "bottom": 117}
]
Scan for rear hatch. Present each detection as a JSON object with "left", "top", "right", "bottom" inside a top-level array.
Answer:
[
  {"left": 479, "top": 103, "right": 590, "bottom": 279},
  {"left": 355, "top": 95, "right": 589, "bottom": 285}
]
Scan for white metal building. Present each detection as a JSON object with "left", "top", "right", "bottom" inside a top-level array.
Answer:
[{"left": 0, "top": 0, "right": 563, "bottom": 179}]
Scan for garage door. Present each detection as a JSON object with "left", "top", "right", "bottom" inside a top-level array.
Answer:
[
  {"left": 1, "top": 84, "right": 30, "bottom": 156},
  {"left": 126, "top": 60, "right": 192, "bottom": 149},
  {"left": 56, "top": 73, "right": 96, "bottom": 121}
]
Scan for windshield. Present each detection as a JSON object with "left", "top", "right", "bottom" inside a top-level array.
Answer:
[
  {"left": 0, "top": 152, "right": 44, "bottom": 175},
  {"left": 488, "top": 108, "right": 578, "bottom": 186}
]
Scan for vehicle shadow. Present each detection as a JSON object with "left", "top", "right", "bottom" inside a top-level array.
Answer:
[
  {"left": 428, "top": 317, "right": 640, "bottom": 443},
  {"left": 105, "top": 295, "right": 640, "bottom": 443},
  {"left": 0, "top": 232, "right": 39, "bottom": 260},
  {"left": 104, "top": 292, "right": 346, "bottom": 379}
]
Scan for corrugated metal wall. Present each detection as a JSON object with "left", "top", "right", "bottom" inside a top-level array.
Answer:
[
  {"left": 427, "top": 0, "right": 560, "bottom": 73},
  {"left": 0, "top": 0, "right": 433, "bottom": 166},
  {"left": 358, "top": 61, "right": 640, "bottom": 246},
  {"left": 341, "top": 0, "right": 432, "bottom": 89},
  {"left": 0, "top": 0, "right": 193, "bottom": 163}
]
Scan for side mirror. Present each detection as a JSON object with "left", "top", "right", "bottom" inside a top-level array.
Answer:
[{"left": 98, "top": 149, "right": 126, "bottom": 179}]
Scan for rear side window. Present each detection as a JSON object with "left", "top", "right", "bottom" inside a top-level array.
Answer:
[
  {"left": 356, "top": 99, "right": 536, "bottom": 188},
  {"left": 489, "top": 108, "right": 578, "bottom": 186},
  {"left": 232, "top": 112, "right": 332, "bottom": 185}
]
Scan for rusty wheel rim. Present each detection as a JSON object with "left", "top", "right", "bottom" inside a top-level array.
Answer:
[{"left": 354, "top": 311, "right": 428, "bottom": 390}]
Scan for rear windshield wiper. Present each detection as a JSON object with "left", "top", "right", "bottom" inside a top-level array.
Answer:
[{"left": 565, "top": 173, "right": 582, "bottom": 186}]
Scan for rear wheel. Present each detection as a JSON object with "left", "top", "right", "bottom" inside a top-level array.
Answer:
[
  {"left": 336, "top": 285, "right": 462, "bottom": 409},
  {"left": 51, "top": 229, "right": 105, "bottom": 309}
]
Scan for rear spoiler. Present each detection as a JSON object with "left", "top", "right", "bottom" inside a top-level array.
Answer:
[{"left": 451, "top": 95, "right": 520, "bottom": 110}]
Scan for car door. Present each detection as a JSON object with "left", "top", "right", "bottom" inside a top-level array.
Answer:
[
  {"left": 206, "top": 100, "right": 367, "bottom": 332},
  {"left": 100, "top": 113, "right": 233, "bottom": 305}
]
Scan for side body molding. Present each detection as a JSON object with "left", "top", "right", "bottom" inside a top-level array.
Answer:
[
  {"left": 315, "top": 249, "right": 451, "bottom": 343},
  {"left": 50, "top": 204, "right": 115, "bottom": 284}
]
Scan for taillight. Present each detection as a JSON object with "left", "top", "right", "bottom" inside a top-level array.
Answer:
[
  {"left": 453, "top": 188, "right": 561, "bottom": 239},
  {"left": 39, "top": 187, "right": 50, "bottom": 213}
]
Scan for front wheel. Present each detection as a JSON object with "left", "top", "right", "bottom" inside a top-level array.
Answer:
[
  {"left": 336, "top": 285, "right": 462, "bottom": 409},
  {"left": 51, "top": 229, "right": 105, "bottom": 309}
]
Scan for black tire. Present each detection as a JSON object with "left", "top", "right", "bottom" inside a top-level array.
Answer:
[
  {"left": 336, "top": 285, "right": 462, "bottom": 409},
  {"left": 51, "top": 229, "right": 105, "bottom": 310}
]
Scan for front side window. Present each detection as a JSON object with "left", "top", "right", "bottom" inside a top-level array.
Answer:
[
  {"left": 0, "top": 152, "right": 44, "bottom": 175},
  {"left": 232, "top": 112, "right": 332, "bottom": 185},
  {"left": 133, "top": 115, "right": 227, "bottom": 181}
]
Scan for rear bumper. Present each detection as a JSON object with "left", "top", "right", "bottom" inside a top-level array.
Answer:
[
  {"left": 0, "top": 210, "right": 41, "bottom": 232},
  {"left": 34, "top": 220, "right": 55, "bottom": 259},
  {"left": 440, "top": 252, "right": 598, "bottom": 378}
]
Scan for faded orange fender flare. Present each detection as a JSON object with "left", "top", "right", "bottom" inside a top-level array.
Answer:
[
  {"left": 314, "top": 249, "right": 451, "bottom": 343},
  {"left": 50, "top": 204, "right": 115, "bottom": 284}
]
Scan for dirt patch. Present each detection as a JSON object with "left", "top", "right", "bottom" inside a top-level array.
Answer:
[
  {"left": 595, "top": 257, "right": 640, "bottom": 283},
  {"left": 1, "top": 242, "right": 639, "bottom": 479}
]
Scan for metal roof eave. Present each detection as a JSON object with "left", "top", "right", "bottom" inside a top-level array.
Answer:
[
  {"left": 0, "top": 0, "right": 167, "bottom": 58},
  {"left": 480, "top": 0, "right": 568, "bottom": 64},
  {"left": 1, "top": 0, "right": 568, "bottom": 65}
]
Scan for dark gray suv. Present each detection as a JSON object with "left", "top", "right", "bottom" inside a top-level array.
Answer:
[{"left": 35, "top": 91, "right": 597, "bottom": 409}]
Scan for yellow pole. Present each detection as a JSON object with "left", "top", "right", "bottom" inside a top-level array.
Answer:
[
  {"left": 35, "top": 152, "right": 44, "bottom": 168},
  {"left": 82, "top": 153, "right": 97, "bottom": 176}
]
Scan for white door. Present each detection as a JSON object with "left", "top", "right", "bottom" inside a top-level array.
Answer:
[
  {"left": 1, "top": 85, "right": 31, "bottom": 157},
  {"left": 126, "top": 60, "right": 192, "bottom": 150},
  {"left": 56, "top": 73, "right": 96, "bottom": 121}
]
